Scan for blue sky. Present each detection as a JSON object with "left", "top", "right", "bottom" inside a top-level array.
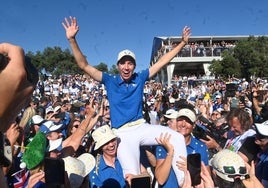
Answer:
[{"left": 1, "top": 0, "right": 267, "bottom": 71}]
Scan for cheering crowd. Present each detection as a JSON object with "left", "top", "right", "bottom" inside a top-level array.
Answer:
[{"left": 0, "top": 16, "right": 268, "bottom": 188}]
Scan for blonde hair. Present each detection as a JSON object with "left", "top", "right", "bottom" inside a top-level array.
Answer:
[{"left": 19, "top": 107, "right": 36, "bottom": 128}]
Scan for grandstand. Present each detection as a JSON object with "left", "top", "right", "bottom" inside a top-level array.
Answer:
[{"left": 150, "top": 35, "right": 251, "bottom": 86}]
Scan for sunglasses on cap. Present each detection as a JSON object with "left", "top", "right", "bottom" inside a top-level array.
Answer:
[{"left": 217, "top": 166, "right": 247, "bottom": 176}]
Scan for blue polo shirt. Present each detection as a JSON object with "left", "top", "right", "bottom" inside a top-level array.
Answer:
[
  {"left": 155, "top": 145, "right": 179, "bottom": 188},
  {"left": 187, "top": 135, "right": 209, "bottom": 165},
  {"left": 89, "top": 155, "right": 127, "bottom": 188},
  {"left": 155, "top": 135, "right": 209, "bottom": 188},
  {"left": 256, "top": 149, "right": 268, "bottom": 182},
  {"left": 102, "top": 70, "right": 149, "bottom": 128}
]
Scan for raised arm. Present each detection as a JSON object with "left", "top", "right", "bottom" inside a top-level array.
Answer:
[
  {"left": 149, "top": 26, "right": 191, "bottom": 78},
  {"left": 0, "top": 43, "right": 37, "bottom": 131},
  {"left": 62, "top": 16, "right": 102, "bottom": 82}
]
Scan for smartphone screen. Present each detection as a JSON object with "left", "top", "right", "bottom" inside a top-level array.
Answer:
[
  {"left": 44, "top": 157, "right": 65, "bottom": 187},
  {"left": 130, "top": 175, "right": 151, "bottom": 188},
  {"left": 187, "top": 153, "right": 201, "bottom": 186}
]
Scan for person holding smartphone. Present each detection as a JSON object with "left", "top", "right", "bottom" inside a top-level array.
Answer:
[{"left": 155, "top": 107, "right": 210, "bottom": 188}]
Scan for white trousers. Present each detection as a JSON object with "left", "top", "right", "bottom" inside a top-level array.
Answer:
[{"left": 113, "top": 122, "right": 187, "bottom": 185}]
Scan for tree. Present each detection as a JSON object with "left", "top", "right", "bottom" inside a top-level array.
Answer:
[
  {"left": 94, "top": 62, "right": 108, "bottom": 72},
  {"left": 209, "top": 36, "right": 268, "bottom": 80},
  {"left": 109, "top": 64, "right": 119, "bottom": 75},
  {"left": 26, "top": 47, "right": 83, "bottom": 77}
]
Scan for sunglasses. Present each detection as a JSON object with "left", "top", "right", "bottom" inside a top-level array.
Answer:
[{"left": 221, "top": 166, "right": 247, "bottom": 175}]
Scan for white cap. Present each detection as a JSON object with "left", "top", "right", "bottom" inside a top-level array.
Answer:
[
  {"left": 255, "top": 120, "right": 268, "bottom": 136},
  {"left": 117, "top": 49, "right": 136, "bottom": 63},
  {"left": 177, "top": 108, "right": 197, "bottom": 123},
  {"left": 164, "top": 109, "right": 179, "bottom": 119},
  {"left": 169, "top": 98, "right": 175, "bottom": 103},
  {"left": 30, "top": 115, "right": 44, "bottom": 125}
]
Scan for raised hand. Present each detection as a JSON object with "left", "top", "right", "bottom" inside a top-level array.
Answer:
[{"left": 62, "top": 16, "right": 79, "bottom": 40}]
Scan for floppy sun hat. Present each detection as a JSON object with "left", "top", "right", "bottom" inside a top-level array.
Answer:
[
  {"left": 63, "top": 153, "right": 96, "bottom": 188},
  {"left": 92, "top": 125, "right": 117, "bottom": 150},
  {"left": 210, "top": 149, "right": 248, "bottom": 182}
]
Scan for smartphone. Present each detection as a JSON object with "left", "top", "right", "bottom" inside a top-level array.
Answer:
[
  {"left": 130, "top": 174, "right": 151, "bottom": 188},
  {"left": 187, "top": 153, "right": 201, "bottom": 186},
  {"left": 44, "top": 157, "right": 65, "bottom": 187},
  {"left": 239, "top": 96, "right": 245, "bottom": 104}
]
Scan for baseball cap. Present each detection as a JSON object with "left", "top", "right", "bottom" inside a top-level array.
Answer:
[
  {"left": 164, "top": 109, "right": 179, "bottom": 119},
  {"left": 169, "top": 98, "right": 175, "bottom": 104},
  {"left": 45, "top": 106, "right": 54, "bottom": 114},
  {"left": 210, "top": 149, "right": 248, "bottom": 182},
  {"left": 29, "top": 115, "right": 44, "bottom": 126},
  {"left": 117, "top": 49, "right": 136, "bottom": 63},
  {"left": 177, "top": 108, "right": 197, "bottom": 123},
  {"left": 39, "top": 120, "right": 63, "bottom": 134},
  {"left": 255, "top": 120, "right": 268, "bottom": 137}
]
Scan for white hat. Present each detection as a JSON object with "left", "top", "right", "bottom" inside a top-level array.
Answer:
[
  {"left": 215, "top": 95, "right": 222, "bottom": 99},
  {"left": 177, "top": 108, "right": 197, "bottom": 123},
  {"left": 164, "top": 109, "right": 179, "bottom": 119},
  {"left": 210, "top": 149, "right": 248, "bottom": 182},
  {"left": 255, "top": 120, "right": 268, "bottom": 137},
  {"left": 169, "top": 98, "right": 175, "bottom": 104},
  {"left": 39, "top": 120, "right": 63, "bottom": 134},
  {"left": 92, "top": 125, "right": 117, "bottom": 150},
  {"left": 63, "top": 153, "right": 96, "bottom": 188},
  {"left": 117, "top": 49, "right": 136, "bottom": 62},
  {"left": 53, "top": 105, "right": 61, "bottom": 113},
  {"left": 47, "top": 138, "right": 63, "bottom": 152},
  {"left": 244, "top": 107, "right": 252, "bottom": 117},
  {"left": 45, "top": 106, "right": 54, "bottom": 114},
  {"left": 30, "top": 115, "right": 44, "bottom": 125}
]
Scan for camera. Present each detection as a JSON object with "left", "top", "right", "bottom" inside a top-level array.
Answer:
[{"left": 193, "top": 115, "right": 229, "bottom": 147}]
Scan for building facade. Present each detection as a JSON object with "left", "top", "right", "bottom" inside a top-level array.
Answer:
[{"left": 150, "top": 35, "right": 250, "bottom": 86}]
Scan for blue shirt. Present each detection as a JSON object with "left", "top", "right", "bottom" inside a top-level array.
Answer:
[
  {"left": 89, "top": 155, "right": 127, "bottom": 188},
  {"left": 155, "top": 135, "right": 209, "bottom": 188},
  {"left": 155, "top": 145, "right": 178, "bottom": 188},
  {"left": 256, "top": 149, "right": 268, "bottom": 182},
  {"left": 187, "top": 135, "right": 209, "bottom": 165},
  {"left": 102, "top": 70, "right": 149, "bottom": 128}
]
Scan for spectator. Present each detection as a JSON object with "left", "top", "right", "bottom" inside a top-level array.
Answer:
[
  {"left": 89, "top": 125, "right": 130, "bottom": 188},
  {"left": 0, "top": 42, "right": 38, "bottom": 187},
  {"left": 210, "top": 149, "right": 263, "bottom": 188},
  {"left": 254, "top": 120, "right": 268, "bottom": 187}
]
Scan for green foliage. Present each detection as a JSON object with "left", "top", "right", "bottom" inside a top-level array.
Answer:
[
  {"left": 109, "top": 64, "right": 119, "bottom": 75},
  {"left": 209, "top": 36, "right": 268, "bottom": 79},
  {"left": 26, "top": 46, "right": 118, "bottom": 77},
  {"left": 94, "top": 62, "right": 108, "bottom": 72}
]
